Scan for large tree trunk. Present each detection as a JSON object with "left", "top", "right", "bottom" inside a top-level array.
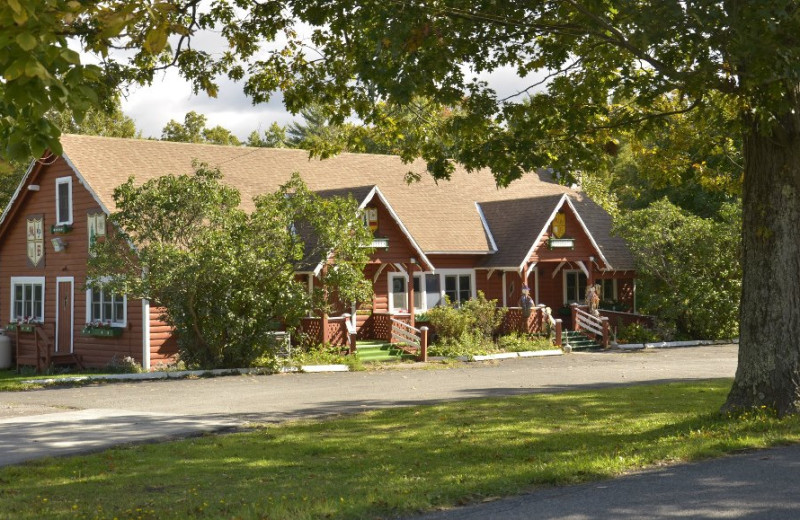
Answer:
[{"left": 724, "top": 95, "right": 800, "bottom": 416}]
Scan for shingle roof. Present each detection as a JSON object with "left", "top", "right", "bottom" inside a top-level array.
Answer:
[
  {"left": 56, "top": 134, "right": 634, "bottom": 270},
  {"left": 477, "top": 194, "right": 565, "bottom": 268}
]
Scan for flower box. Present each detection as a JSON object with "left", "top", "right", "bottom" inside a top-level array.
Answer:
[
  {"left": 6, "top": 323, "right": 36, "bottom": 333},
  {"left": 50, "top": 224, "right": 73, "bottom": 234},
  {"left": 82, "top": 326, "right": 123, "bottom": 338}
]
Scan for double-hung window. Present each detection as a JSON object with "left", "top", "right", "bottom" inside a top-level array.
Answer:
[
  {"left": 599, "top": 279, "right": 617, "bottom": 301},
  {"left": 55, "top": 177, "right": 73, "bottom": 225},
  {"left": 10, "top": 277, "right": 45, "bottom": 322},
  {"left": 564, "top": 271, "right": 587, "bottom": 304},
  {"left": 444, "top": 274, "right": 472, "bottom": 305},
  {"left": 389, "top": 274, "right": 408, "bottom": 312},
  {"left": 87, "top": 287, "right": 126, "bottom": 326}
]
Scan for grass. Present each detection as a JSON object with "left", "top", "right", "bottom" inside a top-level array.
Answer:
[
  {"left": 2, "top": 379, "right": 800, "bottom": 519},
  {"left": 0, "top": 369, "right": 114, "bottom": 392}
]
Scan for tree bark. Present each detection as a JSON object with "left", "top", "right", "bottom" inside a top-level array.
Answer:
[{"left": 724, "top": 90, "right": 800, "bottom": 416}]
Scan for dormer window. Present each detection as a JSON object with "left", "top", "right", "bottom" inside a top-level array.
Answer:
[{"left": 55, "top": 177, "right": 73, "bottom": 225}]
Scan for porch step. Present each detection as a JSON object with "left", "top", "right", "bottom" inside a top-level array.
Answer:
[
  {"left": 355, "top": 341, "right": 413, "bottom": 362},
  {"left": 563, "top": 331, "right": 602, "bottom": 351}
]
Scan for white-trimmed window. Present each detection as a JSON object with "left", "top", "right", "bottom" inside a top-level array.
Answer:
[
  {"left": 86, "top": 287, "right": 126, "bottom": 326},
  {"left": 10, "top": 276, "right": 45, "bottom": 322},
  {"left": 563, "top": 270, "right": 587, "bottom": 304},
  {"left": 389, "top": 273, "right": 408, "bottom": 312},
  {"left": 444, "top": 273, "right": 473, "bottom": 305},
  {"left": 599, "top": 279, "right": 617, "bottom": 301},
  {"left": 55, "top": 177, "right": 73, "bottom": 225}
]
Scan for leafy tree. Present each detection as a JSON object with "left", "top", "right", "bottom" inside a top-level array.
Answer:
[
  {"left": 583, "top": 93, "right": 742, "bottom": 219},
  {"left": 161, "top": 111, "right": 241, "bottom": 146},
  {"left": 51, "top": 95, "right": 140, "bottom": 139},
  {"left": 88, "top": 167, "right": 372, "bottom": 368},
  {"left": 615, "top": 199, "right": 742, "bottom": 340},
  {"left": 6, "top": 1, "right": 800, "bottom": 414},
  {"left": 247, "top": 122, "right": 292, "bottom": 148}
]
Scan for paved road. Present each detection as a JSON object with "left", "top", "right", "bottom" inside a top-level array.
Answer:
[
  {"left": 0, "top": 345, "right": 737, "bottom": 465},
  {"left": 412, "top": 443, "right": 800, "bottom": 520}
]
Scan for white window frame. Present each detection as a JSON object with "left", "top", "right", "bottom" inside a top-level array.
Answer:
[
  {"left": 55, "top": 176, "right": 73, "bottom": 225},
  {"left": 85, "top": 283, "right": 127, "bottom": 327},
  {"left": 388, "top": 272, "right": 409, "bottom": 313},
  {"left": 388, "top": 272, "right": 433, "bottom": 314},
  {"left": 10, "top": 276, "right": 45, "bottom": 323},
  {"left": 436, "top": 269, "right": 477, "bottom": 306},
  {"left": 563, "top": 269, "right": 588, "bottom": 305},
  {"left": 598, "top": 278, "right": 618, "bottom": 301}
]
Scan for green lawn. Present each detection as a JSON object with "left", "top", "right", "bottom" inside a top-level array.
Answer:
[
  {"left": 0, "top": 369, "right": 110, "bottom": 391},
  {"left": 2, "top": 379, "right": 799, "bottom": 519}
]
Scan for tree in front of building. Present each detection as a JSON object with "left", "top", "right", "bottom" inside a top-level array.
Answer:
[
  {"left": 88, "top": 167, "right": 372, "bottom": 368},
  {"left": 615, "top": 199, "right": 742, "bottom": 340}
]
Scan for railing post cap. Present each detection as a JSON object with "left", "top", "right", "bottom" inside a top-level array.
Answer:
[
  {"left": 555, "top": 318, "right": 562, "bottom": 323},
  {"left": 420, "top": 326, "right": 429, "bottom": 331}
]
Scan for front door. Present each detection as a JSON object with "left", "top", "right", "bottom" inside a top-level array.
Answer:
[{"left": 56, "top": 278, "right": 74, "bottom": 353}]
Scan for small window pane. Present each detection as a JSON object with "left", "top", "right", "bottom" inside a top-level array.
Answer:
[
  {"left": 413, "top": 276, "right": 422, "bottom": 309},
  {"left": 444, "top": 275, "right": 457, "bottom": 303},
  {"left": 425, "top": 274, "right": 440, "bottom": 293},
  {"left": 57, "top": 181, "right": 70, "bottom": 223},
  {"left": 391, "top": 277, "right": 407, "bottom": 310},
  {"left": 459, "top": 275, "right": 471, "bottom": 303},
  {"left": 114, "top": 298, "right": 124, "bottom": 322}
]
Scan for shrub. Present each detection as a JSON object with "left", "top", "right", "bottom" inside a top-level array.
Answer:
[
  {"left": 427, "top": 292, "right": 505, "bottom": 343},
  {"left": 427, "top": 332, "right": 495, "bottom": 358},
  {"left": 105, "top": 355, "right": 143, "bottom": 374},
  {"left": 426, "top": 300, "right": 474, "bottom": 341},
  {"left": 497, "top": 333, "right": 554, "bottom": 352},
  {"left": 461, "top": 291, "right": 507, "bottom": 338},
  {"left": 615, "top": 322, "right": 660, "bottom": 344}
]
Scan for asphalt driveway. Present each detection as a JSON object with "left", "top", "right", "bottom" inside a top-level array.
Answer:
[{"left": 0, "top": 345, "right": 738, "bottom": 466}]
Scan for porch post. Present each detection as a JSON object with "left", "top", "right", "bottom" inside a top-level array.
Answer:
[
  {"left": 419, "top": 326, "right": 428, "bottom": 362},
  {"left": 320, "top": 266, "right": 329, "bottom": 344},
  {"left": 555, "top": 319, "right": 563, "bottom": 348},
  {"left": 571, "top": 303, "right": 579, "bottom": 332},
  {"left": 501, "top": 271, "right": 507, "bottom": 307},
  {"left": 407, "top": 263, "right": 415, "bottom": 327}
]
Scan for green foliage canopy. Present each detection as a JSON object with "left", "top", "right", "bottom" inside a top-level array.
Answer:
[{"left": 614, "top": 199, "right": 742, "bottom": 340}]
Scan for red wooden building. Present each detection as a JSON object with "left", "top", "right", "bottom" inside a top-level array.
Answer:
[{"left": 0, "top": 135, "right": 635, "bottom": 369}]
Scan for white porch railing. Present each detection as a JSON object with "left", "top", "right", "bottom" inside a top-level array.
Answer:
[
  {"left": 390, "top": 317, "right": 422, "bottom": 349},
  {"left": 573, "top": 306, "right": 610, "bottom": 348}
]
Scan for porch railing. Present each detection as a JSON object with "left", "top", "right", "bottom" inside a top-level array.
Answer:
[
  {"left": 390, "top": 317, "right": 428, "bottom": 361},
  {"left": 572, "top": 304, "right": 610, "bottom": 348}
]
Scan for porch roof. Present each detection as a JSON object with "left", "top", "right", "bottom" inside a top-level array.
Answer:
[{"left": 476, "top": 194, "right": 635, "bottom": 271}]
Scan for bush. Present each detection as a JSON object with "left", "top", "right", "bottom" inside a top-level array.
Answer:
[
  {"left": 497, "top": 333, "right": 554, "bottom": 352},
  {"left": 427, "top": 291, "right": 505, "bottom": 343},
  {"left": 615, "top": 322, "right": 660, "bottom": 344},
  {"left": 614, "top": 199, "right": 741, "bottom": 339},
  {"left": 461, "top": 292, "right": 507, "bottom": 338},
  {"left": 426, "top": 301, "right": 474, "bottom": 341},
  {"left": 105, "top": 355, "right": 143, "bottom": 374},
  {"left": 427, "top": 331, "right": 495, "bottom": 358}
]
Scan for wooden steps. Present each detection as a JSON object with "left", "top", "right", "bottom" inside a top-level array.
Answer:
[{"left": 563, "top": 330, "right": 602, "bottom": 351}]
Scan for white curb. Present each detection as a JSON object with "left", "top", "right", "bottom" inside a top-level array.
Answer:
[{"left": 615, "top": 338, "right": 738, "bottom": 350}]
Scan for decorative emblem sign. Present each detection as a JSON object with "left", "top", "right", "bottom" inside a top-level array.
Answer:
[
  {"left": 365, "top": 207, "right": 378, "bottom": 231},
  {"left": 26, "top": 216, "right": 44, "bottom": 267},
  {"left": 552, "top": 212, "right": 566, "bottom": 238}
]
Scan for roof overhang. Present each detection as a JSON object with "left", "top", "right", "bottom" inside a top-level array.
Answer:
[
  {"left": 518, "top": 194, "right": 612, "bottom": 273},
  {"left": 313, "top": 185, "right": 435, "bottom": 276}
]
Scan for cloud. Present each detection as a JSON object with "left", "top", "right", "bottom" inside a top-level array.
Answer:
[{"left": 121, "top": 71, "right": 297, "bottom": 140}]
